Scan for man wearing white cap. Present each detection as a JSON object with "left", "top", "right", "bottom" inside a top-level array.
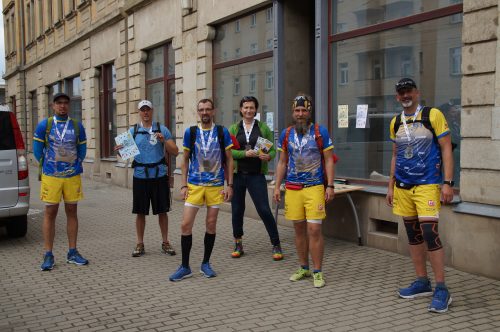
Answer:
[{"left": 115, "top": 100, "right": 179, "bottom": 257}]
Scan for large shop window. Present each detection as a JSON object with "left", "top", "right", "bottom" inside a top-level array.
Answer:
[
  {"left": 99, "top": 64, "right": 116, "bottom": 158},
  {"left": 145, "top": 43, "right": 176, "bottom": 173},
  {"left": 213, "top": 7, "right": 274, "bottom": 130},
  {"left": 330, "top": 1, "right": 462, "bottom": 184}
]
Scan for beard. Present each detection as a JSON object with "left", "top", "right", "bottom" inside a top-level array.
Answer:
[
  {"left": 401, "top": 99, "right": 413, "bottom": 108},
  {"left": 201, "top": 115, "right": 212, "bottom": 124},
  {"left": 293, "top": 118, "right": 312, "bottom": 135}
]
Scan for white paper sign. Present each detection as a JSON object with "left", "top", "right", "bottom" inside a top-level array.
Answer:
[
  {"left": 115, "top": 131, "right": 140, "bottom": 160},
  {"left": 255, "top": 113, "right": 261, "bottom": 121},
  {"left": 266, "top": 112, "right": 274, "bottom": 130},
  {"left": 338, "top": 105, "right": 349, "bottom": 128},
  {"left": 356, "top": 104, "right": 369, "bottom": 128}
]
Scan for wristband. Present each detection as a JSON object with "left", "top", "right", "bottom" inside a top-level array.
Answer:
[
  {"left": 326, "top": 185, "right": 334, "bottom": 189},
  {"left": 227, "top": 184, "right": 233, "bottom": 187}
]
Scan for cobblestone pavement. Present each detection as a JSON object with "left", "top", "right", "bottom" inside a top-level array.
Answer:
[{"left": 1, "top": 167, "right": 499, "bottom": 332}]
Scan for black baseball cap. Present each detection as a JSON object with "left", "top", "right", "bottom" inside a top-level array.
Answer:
[
  {"left": 53, "top": 92, "right": 70, "bottom": 102},
  {"left": 395, "top": 78, "right": 417, "bottom": 92}
]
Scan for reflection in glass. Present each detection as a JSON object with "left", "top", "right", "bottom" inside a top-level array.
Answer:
[
  {"left": 331, "top": 0, "right": 463, "bottom": 34},
  {"left": 147, "top": 82, "right": 165, "bottom": 125},
  {"left": 146, "top": 47, "right": 164, "bottom": 80},
  {"left": 331, "top": 16, "right": 461, "bottom": 182}
]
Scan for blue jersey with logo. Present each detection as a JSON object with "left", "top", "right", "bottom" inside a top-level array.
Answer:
[
  {"left": 33, "top": 116, "right": 87, "bottom": 178},
  {"left": 390, "top": 107, "right": 450, "bottom": 184},
  {"left": 130, "top": 123, "right": 173, "bottom": 179},
  {"left": 277, "top": 124, "right": 333, "bottom": 186},
  {"left": 182, "top": 126, "right": 233, "bottom": 186}
]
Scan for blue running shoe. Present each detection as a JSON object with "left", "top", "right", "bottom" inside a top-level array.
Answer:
[
  {"left": 428, "top": 287, "right": 452, "bottom": 313},
  {"left": 40, "top": 254, "right": 55, "bottom": 271},
  {"left": 200, "top": 262, "right": 217, "bottom": 278},
  {"left": 169, "top": 265, "right": 192, "bottom": 282},
  {"left": 398, "top": 279, "right": 433, "bottom": 299},
  {"left": 67, "top": 250, "right": 89, "bottom": 266}
]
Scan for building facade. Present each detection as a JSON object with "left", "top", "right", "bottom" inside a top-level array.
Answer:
[{"left": 3, "top": 0, "right": 499, "bottom": 279}]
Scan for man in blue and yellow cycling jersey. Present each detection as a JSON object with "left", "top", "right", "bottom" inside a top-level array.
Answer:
[
  {"left": 34, "top": 92, "right": 88, "bottom": 271},
  {"left": 273, "top": 93, "right": 335, "bottom": 288},
  {"left": 386, "top": 78, "right": 454, "bottom": 313}
]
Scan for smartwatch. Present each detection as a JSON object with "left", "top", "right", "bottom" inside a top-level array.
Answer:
[{"left": 443, "top": 180, "right": 454, "bottom": 187}]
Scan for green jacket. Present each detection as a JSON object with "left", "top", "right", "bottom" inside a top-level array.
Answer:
[{"left": 229, "top": 120, "right": 276, "bottom": 175}]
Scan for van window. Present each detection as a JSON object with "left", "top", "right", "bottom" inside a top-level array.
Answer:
[{"left": 0, "top": 112, "right": 16, "bottom": 150}]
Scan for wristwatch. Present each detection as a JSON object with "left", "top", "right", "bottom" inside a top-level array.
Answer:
[{"left": 443, "top": 180, "right": 454, "bottom": 187}]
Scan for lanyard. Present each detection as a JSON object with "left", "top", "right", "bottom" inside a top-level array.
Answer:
[
  {"left": 401, "top": 106, "right": 422, "bottom": 142},
  {"left": 198, "top": 123, "right": 215, "bottom": 157},
  {"left": 243, "top": 120, "right": 255, "bottom": 144},
  {"left": 292, "top": 125, "right": 310, "bottom": 154},
  {"left": 54, "top": 116, "right": 70, "bottom": 143}
]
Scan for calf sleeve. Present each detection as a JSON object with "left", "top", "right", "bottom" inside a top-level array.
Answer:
[
  {"left": 403, "top": 218, "right": 424, "bottom": 245},
  {"left": 420, "top": 220, "right": 443, "bottom": 251}
]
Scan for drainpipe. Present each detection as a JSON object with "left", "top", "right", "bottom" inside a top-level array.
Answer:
[
  {"left": 18, "top": 1, "right": 27, "bottom": 146},
  {"left": 119, "top": 8, "right": 130, "bottom": 187}
]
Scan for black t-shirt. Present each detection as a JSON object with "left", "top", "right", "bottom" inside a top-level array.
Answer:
[{"left": 235, "top": 120, "right": 262, "bottom": 174}]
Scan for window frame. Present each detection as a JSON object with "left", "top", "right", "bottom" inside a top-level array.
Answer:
[{"left": 99, "top": 63, "right": 116, "bottom": 158}]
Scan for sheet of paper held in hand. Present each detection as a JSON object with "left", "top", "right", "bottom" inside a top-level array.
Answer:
[
  {"left": 115, "top": 131, "right": 140, "bottom": 160},
  {"left": 254, "top": 136, "right": 273, "bottom": 154}
]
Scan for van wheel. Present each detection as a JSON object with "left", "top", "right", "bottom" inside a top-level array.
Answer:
[{"left": 6, "top": 215, "right": 28, "bottom": 238}]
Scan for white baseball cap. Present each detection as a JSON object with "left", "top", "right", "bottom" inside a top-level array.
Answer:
[{"left": 138, "top": 100, "right": 153, "bottom": 110}]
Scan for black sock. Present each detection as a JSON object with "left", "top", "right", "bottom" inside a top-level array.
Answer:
[
  {"left": 202, "top": 232, "right": 216, "bottom": 264},
  {"left": 181, "top": 235, "right": 192, "bottom": 268}
]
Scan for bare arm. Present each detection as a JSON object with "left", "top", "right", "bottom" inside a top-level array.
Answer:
[
  {"left": 164, "top": 139, "right": 179, "bottom": 156},
  {"left": 386, "top": 143, "right": 397, "bottom": 207},
  {"left": 438, "top": 134, "right": 454, "bottom": 204},
  {"left": 180, "top": 150, "right": 190, "bottom": 200},
  {"left": 224, "top": 148, "right": 234, "bottom": 202},
  {"left": 323, "top": 149, "right": 335, "bottom": 202},
  {"left": 273, "top": 150, "right": 288, "bottom": 202}
]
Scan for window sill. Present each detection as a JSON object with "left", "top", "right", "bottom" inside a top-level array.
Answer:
[
  {"left": 54, "top": 19, "right": 64, "bottom": 29},
  {"left": 65, "top": 10, "right": 77, "bottom": 20},
  {"left": 45, "top": 27, "right": 54, "bottom": 35},
  {"left": 453, "top": 202, "right": 500, "bottom": 219},
  {"left": 36, "top": 34, "right": 45, "bottom": 42},
  {"left": 100, "top": 157, "right": 118, "bottom": 162},
  {"left": 78, "top": 0, "right": 90, "bottom": 10},
  {"left": 26, "top": 41, "right": 36, "bottom": 50}
]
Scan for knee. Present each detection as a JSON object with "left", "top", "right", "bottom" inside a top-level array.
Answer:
[
  {"left": 403, "top": 218, "right": 424, "bottom": 245},
  {"left": 307, "top": 224, "right": 323, "bottom": 239},
  {"left": 420, "top": 221, "right": 442, "bottom": 251},
  {"left": 206, "top": 219, "right": 217, "bottom": 233},
  {"left": 181, "top": 222, "right": 193, "bottom": 235}
]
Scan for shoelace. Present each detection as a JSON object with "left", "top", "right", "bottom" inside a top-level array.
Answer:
[{"left": 313, "top": 273, "right": 322, "bottom": 280}]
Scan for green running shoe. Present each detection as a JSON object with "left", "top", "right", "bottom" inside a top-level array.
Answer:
[
  {"left": 313, "top": 272, "right": 325, "bottom": 288},
  {"left": 289, "top": 267, "right": 311, "bottom": 281}
]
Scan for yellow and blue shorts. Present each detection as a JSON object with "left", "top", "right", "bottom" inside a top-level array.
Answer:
[
  {"left": 284, "top": 185, "right": 326, "bottom": 221},
  {"left": 40, "top": 174, "right": 83, "bottom": 204},
  {"left": 185, "top": 184, "right": 224, "bottom": 207},
  {"left": 393, "top": 184, "right": 441, "bottom": 218}
]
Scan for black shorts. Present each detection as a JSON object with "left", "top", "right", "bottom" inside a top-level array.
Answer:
[{"left": 132, "top": 176, "right": 170, "bottom": 215}]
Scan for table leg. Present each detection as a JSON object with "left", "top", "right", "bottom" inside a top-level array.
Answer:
[{"left": 346, "top": 193, "right": 362, "bottom": 246}]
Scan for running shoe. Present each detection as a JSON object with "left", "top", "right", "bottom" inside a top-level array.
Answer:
[
  {"left": 132, "top": 243, "right": 145, "bottom": 257},
  {"left": 289, "top": 267, "right": 311, "bottom": 281},
  {"left": 428, "top": 287, "right": 452, "bottom": 313},
  {"left": 200, "top": 262, "right": 217, "bottom": 278},
  {"left": 272, "top": 244, "right": 284, "bottom": 261},
  {"left": 40, "top": 254, "right": 55, "bottom": 271},
  {"left": 169, "top": 265, "right": 192, "bottom": 282},
  {"left": 67, "top": 250, "right": 89, "bottom": 265},
  {"left": 398, "top": 279, "right": 433, "bottom": 299},
  {"left": 231, "top": 240, "right": 244, "bottom": 258},
  {"left": 161, "top": 242, "right": 176, "bottom": 256},
  {"left": 313, "top": 272, "right": 325, "bottom": 288}
]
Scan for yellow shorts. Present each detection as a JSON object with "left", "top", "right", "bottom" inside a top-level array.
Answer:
[
  {"left": 284, "top": 185, "right": 326, "bottom": 221},
  {"left": 393, "top": 184, "right": 441, "bottom": 218},
  {"left": 40, "top": 174, "right": 83, "bottom": 204},
  {"left": 185, "top": 184, "right": 224, "bottom": 207}
]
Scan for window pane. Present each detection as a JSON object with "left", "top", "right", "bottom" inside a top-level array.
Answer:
[
  {"left": 331, "top": 0, "right": 463, "bottom": 34},
  {"left": 213, "top": 8, "right": 273, "bottom": 63},
  {"left": 69, "top": 98, "right": 82, "bottom": 122},
  {"left": 146, "top": 81, "right": 165, "bottom": 124},
  {"left": 214, "top": 57, "right": 273, "bottom": 129},
  {"left": 168, "top": 44, "right": 175, "bottom": 76},
  {"left": 146, "top": 46, "right": 165, "bottom": 80},
  {"left": 107, "top": 90, "right": 117, "bottom": 154},
  {"left": 331, "top": 16, "right": 461, "bottom": 183}
]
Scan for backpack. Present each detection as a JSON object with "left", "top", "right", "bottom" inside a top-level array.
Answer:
[
  {"left": 189, "top": 125, "right": 226, "bottom": 165},
  {"left": 38, "top": 117, "right": 80, "bottom": 180},
  {"left": 393, "top": 106, "right": 457, "bottom": 150},
  {"left": 281, "top": 124, "right": 337, "bottom": 185}
]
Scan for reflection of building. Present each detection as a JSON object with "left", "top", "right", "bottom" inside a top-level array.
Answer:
[{"left": 3, "top": 0, "right": 500, "bottom": 279}]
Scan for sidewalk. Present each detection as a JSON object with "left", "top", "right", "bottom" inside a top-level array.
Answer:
[{"left": 0, "top": 167, "right": 499, "bottom": 331}]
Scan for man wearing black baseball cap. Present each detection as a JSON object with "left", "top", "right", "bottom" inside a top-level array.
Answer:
[
  {"left": 33, "top": 89, "right": 88, "bottom": 271},
  {"left": 386, "top": 78, "right": 455, "bottom": 313}
]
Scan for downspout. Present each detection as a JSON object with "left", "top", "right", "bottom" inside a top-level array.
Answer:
[
  {"left": 119, "top": 8, "right": 130, "bottom": 187},
  {"left": 19, "top": 1, "right": 27, "bottom": 146}
]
